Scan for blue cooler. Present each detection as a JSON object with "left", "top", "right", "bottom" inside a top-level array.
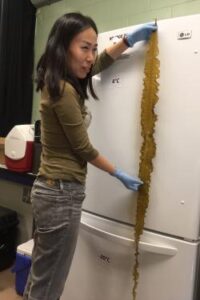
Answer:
[{"left": 13, "top": 239, "right": 34, "bottom": 295}]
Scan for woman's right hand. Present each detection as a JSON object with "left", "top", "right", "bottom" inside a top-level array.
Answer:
[
  {"left": 89, "top": 155, "right": 143, "bottom": 191},
  {"left": 112, "top": 168, "right": 143, "bottom": 191}
]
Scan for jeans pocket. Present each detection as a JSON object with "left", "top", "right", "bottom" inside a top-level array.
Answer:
[{"left": 32, "top": 188, "right": 72, "bottom": 232}]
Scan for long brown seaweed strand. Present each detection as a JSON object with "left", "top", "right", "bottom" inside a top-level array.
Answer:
[{"left": 132, "top": 31, "right": 160, "bottom": 300}]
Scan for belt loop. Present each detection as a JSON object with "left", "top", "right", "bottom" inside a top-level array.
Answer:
[{"left": 59, "top": 179, "right": 64, "bottom": 192}]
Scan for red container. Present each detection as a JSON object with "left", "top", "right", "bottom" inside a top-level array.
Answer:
[{"left": 5, "top": 125, "right": 34, "bottom": 172}]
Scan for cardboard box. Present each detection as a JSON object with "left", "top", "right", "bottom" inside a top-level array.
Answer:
[{"left": 0, "top": 137, "right": 5, "bottom": 165}]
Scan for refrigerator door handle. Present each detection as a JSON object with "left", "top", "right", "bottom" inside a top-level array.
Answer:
[{"left": 81, "top": 220, "right": 177, "bottom": 256}]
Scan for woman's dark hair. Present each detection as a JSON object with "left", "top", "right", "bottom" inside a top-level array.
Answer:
[{"left": 36, "top": 12, "right": 98, "bottom": 101}]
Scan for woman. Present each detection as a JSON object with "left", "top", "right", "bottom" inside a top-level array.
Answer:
[{"left": 23, "top": 12, "right": 156, "bottom": 300}]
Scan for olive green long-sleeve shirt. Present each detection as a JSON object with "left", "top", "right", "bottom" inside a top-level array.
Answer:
[{"left": 38, "top": 50, "right": 114, "bottom": 183}]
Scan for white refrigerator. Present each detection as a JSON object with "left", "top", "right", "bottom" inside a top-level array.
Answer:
[{"left": 61, "top": 14, "right": 200, "bottom": 300}]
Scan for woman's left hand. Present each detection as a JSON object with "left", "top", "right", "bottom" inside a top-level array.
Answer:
[{"left": 125, "top": 23, "right": 157, "bottom": 47}]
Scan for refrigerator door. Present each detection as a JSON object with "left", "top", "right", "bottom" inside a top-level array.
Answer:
[
  {"left": 84, "top": 14, "right": 200, "bottom": 240},
  {"left": 61, "top": 212, "right": 200, "bottom": 300}
]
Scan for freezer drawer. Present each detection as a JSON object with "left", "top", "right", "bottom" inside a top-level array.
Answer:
[{"left": 61, "top": 212, "right": 200, "bottom": 300}]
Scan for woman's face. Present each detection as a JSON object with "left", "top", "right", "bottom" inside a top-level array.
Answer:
[{"left": 67, "top": 27, "right": 98, "bottom": 79}]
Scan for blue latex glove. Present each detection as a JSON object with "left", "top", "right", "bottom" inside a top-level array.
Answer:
[
  {"left": 125, "top": 23, "right": 157, "bottom": 47},
  {"left": 112, "top": 168, "right": 143, "bottom": 191}
]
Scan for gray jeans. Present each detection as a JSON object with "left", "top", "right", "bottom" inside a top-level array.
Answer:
[{"left": 23, "top": 176, "right": 85, "bottom": 300}]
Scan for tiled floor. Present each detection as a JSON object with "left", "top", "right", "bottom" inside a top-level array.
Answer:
[{"left": 0, "top": 268, "right": 22, "bottom": 300}]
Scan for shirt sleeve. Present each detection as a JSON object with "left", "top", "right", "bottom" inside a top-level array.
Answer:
[
  {"left": 52, "top": 83, "right": 99, "bottom": 161},
  {"left": 91, "top": 50, "right": 114, "bottom": 76}
]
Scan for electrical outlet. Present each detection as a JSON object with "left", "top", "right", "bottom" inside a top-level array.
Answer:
[{"left": 22, "top": 186, "right": 32, "bottom": 203}]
